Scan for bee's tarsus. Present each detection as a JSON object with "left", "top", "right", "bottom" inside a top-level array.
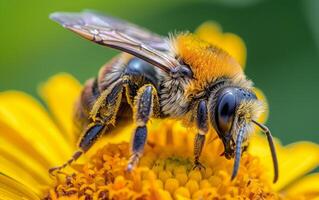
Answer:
[
  {"left": 127, "top": 154, "right": 140, "bottom": 172},
  {"left": 48, "top": 150, "right": 83, "bottom": 176},
  {"left": 192, "top": 160, "right": 206, "bottom": 171},
  {"left": 48, "top": 167, "right": 59, "bottom": 177}
]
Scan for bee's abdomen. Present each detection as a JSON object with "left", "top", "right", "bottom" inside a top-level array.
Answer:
[
  {"left": 97, "top": 54, "right": 128, "bottom": 91},
  {"left": 74, "top": 54, "right": 130, "bottom": 132},
  {"left": 74, "top": 78, "right": 100, "bottom": 132}
]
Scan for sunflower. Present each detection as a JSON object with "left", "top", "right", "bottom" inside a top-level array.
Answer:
[{"left": 0, "top": 22, "right": 319, "bottom": 200}]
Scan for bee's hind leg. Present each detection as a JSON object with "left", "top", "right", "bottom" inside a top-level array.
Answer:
[
  {"left": 49, "top": 123, "right": 105, "bottom": 176},
  {"left": 127, "top": 84, "right": 158, "bottom": 171},
  {"left": 193, "top": 100, "right": 208, "bottom": 171},
  {"left": 49, "top": 80, "right": 124, "bottom": 176}
]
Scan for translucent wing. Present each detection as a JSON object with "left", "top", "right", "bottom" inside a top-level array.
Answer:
[
  {"left": 82, "top": 10, "right": 169, "bottom": 51},
  {"left": 50, "top": 11, "right": 179, "bottom": 73}
]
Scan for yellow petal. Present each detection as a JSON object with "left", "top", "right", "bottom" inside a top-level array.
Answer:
[
  {"left": 0, "top": 157, "right": 43, "bottom": 196},
  {"left": 284, "top": 173, "right": 319, "bottom": 198},
  {"left": 249, "top": 135, "right": 319, "bottom": 191},
  {"left": 0, "top": 173, "right": 40, "bottom": 200},
  {"left": 0, "top": 136, "right": 50, "bottom": 185},
  {"left": 39, "top": 73, "right": 82, "bottom": 144},
  {"left": 195, "top": 21, "right": 246, "bottom": 68},
  {"left": 0, "top": 91, "right": 73, "bottom": 166},
  {"left": 275, "top": 142, "right": 319, "bottom": 191}
]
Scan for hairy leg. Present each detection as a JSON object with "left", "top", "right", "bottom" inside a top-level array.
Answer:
[
  {"left": 193, "top": 100, "right": 208, "bottom": 170},
  {"left": 127, "top": 84, "right": 158, "bottom": 171},
  {"left": 49, "top": 80, "right": 123, "bottom": 175}
]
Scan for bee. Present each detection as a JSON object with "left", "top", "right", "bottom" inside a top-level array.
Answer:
[{"left": 49, "top": 11, "right": 278, "bottom": 182}]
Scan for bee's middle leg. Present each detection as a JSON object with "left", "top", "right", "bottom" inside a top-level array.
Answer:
[
  {"left": 193, "top": 100, "right": 208, "bottom": 170},
  {"left": 127, "top": 84, "right": 158, "bottom": 171}
]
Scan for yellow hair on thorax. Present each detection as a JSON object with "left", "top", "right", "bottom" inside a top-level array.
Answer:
[{"left": 175, "top": 34, "right": 244, "bottom": 97}]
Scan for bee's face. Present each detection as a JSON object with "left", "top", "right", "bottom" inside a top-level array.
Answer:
[{"left": 212, "top": 87, "right": 258, "bottom": 159}]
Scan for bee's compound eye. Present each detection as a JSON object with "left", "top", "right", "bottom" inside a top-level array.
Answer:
[{"left": 216, "top": 92, "right": 237, "bottom": 134}]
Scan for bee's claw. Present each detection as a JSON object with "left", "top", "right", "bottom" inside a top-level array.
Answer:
[
  {"left": 126, "top": 154, "right": 140, "bottom": 172},
  {"left": 48, "top": 168, "right": 57, "bottom": 177},
  {"left": 126, "top": 164, "right": 134, "bottom": 172},
  {"left": 192, "top": 160, "right": 206, "bottom": 171},
  {"left": 48, "top": 166, "right": 62, "bottom": 178}
]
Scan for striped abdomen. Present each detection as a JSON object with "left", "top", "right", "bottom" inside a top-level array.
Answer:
[{"left": 73, "top": 54, "right": 132, "bottom": 136}]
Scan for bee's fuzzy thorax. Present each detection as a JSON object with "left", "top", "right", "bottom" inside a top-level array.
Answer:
[{"left": 174, "top": 34, "right": 244, "bottom": 97}]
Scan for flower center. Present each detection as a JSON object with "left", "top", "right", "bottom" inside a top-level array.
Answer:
[{"left": 45, "top": 140, "right": 282, "bottom": 200}]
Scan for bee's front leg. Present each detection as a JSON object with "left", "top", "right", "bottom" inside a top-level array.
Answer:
[
  {"left": 127, "top": 84, "right": 158, "bottom": 171},
  {"left": 193, "top": 100, "right": 208, "bottom": 171}
]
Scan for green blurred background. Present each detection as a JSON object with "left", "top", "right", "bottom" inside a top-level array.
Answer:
[{"left": 0, "top": 0, "right": 318, "bottom": 145}]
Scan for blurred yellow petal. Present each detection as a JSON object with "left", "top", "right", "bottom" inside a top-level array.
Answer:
[
  {"left": 249, "top": 134, "right": 319, "bottom": 191},
  {"left": 0, "top": 157, "right": 43, "bottom": 196},
  {"left": 0, "top": 91, "right": 73, "bottom": 166},
  {"left": 275, "top": 142, "right": 319, "bottom": 191},
  {"left": 196, "top": 21, "right": 246, "bottom": 68},
  {"left": 253, "top": 87, "right": 269, "bottom": 124},
  {"left": 0, "top": 119, "right": 49, "bottom": 167},
  {"left": 0, "top": 136, "right": 50, "bottom": 185},
  {"left": 39, "top": 73, "right": 82, "bottom": 144},
  {"left": 0, "top": 173, "right": 40, "bottom": 200},
  {"left": 284, "top": 173, "right": 319, "bottom": 198}
]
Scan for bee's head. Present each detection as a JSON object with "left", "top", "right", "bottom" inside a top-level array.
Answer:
[
  {"left": 212, "top": 87, "right": 258, "bottom": 158},
  {"left": 174, "top": 34, "right": 278, "bottom": 182},
  {"left": 210, "top": 86, "right": 278, "bottom": 182}
]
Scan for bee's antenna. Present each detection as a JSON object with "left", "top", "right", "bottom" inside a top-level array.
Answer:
[
  {"left": 231, "top": 124, "right": 246, "bottom": 180},
  {"left": 252, "top": 120, "right": 279, "bottom": 183}
]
